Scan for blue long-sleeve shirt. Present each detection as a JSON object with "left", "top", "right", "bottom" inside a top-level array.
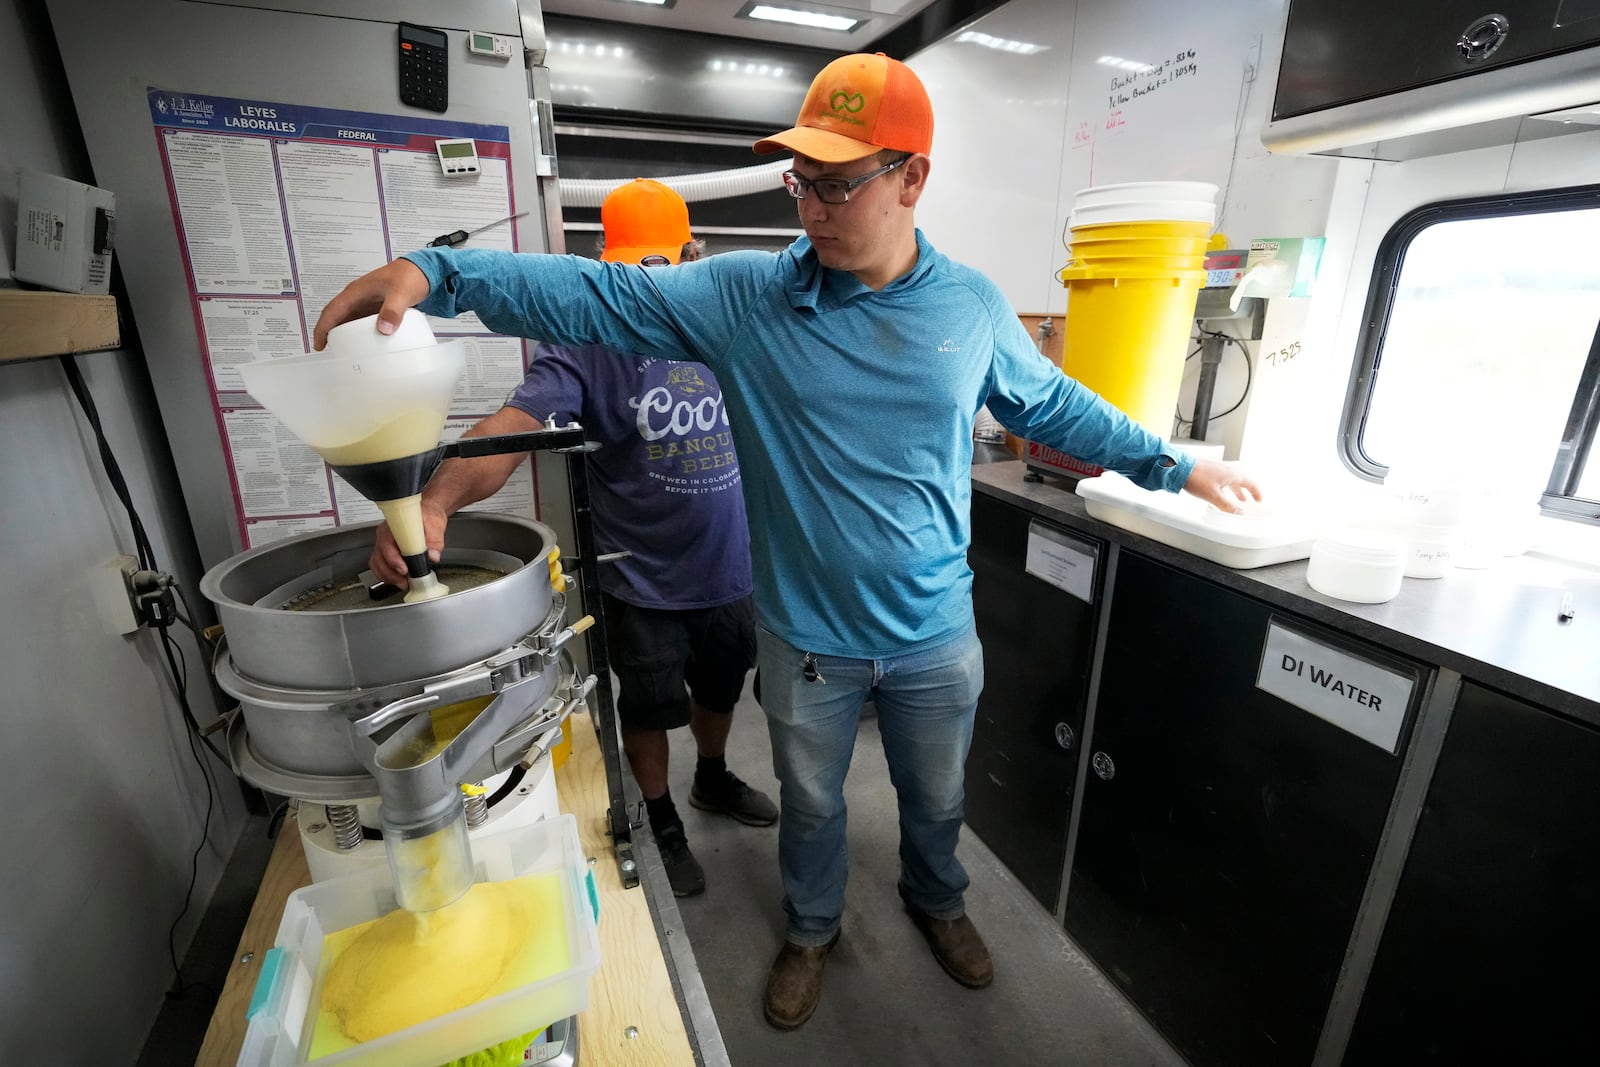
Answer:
[{"left": 404, "top": 231, "right": 1193, "bottom": 658}]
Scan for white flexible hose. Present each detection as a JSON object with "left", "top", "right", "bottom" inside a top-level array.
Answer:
[{"left": 558, "top": 159, "right": 792, "bottom": 206}]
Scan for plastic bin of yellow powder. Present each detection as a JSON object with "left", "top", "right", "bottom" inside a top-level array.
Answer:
[{"left": 235, "top": 813, "right": 601, "bottom": 1067}]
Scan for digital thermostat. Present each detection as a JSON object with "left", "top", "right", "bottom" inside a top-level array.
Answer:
[
  {"left": 434, "top": 138, "right": 481, "bottom": 177},
  {"left": 468, "top": 30, "right": 514, "bottom": 60}
]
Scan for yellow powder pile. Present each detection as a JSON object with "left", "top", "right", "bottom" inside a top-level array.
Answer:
[{"left": 309, "top": 870, "right": 570, "bottom": 1058}]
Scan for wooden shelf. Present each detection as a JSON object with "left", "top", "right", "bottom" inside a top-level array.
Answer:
[{"left": 0, "top": 289, "right": 120, "bottom": 363}]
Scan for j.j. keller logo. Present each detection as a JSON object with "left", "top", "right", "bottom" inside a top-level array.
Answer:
[{"left": 162, "top": 94, "right": 215, "bottom": 117}]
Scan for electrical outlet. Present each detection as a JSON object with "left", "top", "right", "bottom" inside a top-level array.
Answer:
[{"left": 91, "top": 554, "right": 141, "bottom": 635}]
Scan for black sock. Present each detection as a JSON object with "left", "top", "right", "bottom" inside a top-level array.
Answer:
[
  {"left": 645, "top": 791, "right": 681, "bottom": 835},
  {"left": 695, "top": 755, "right": 728, "bottom": 788}
]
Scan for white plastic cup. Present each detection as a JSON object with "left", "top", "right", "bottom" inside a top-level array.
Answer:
[
  {"left": 1373, "top": 517, "right": 1459, "bottom": 579},
  {"left": 1401, "top": 539, "right": 1454, "bottom": 579},
  {"left": 1306, "top": 528, "right": 1408, "bottom": 603},
  {"left": 1382, "top": 482, "right": 1468, "bottom": 527},
  {"left": 324, "top": 309, "right": 441, "bottom": 359}
]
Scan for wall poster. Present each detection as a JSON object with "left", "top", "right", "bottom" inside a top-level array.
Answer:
[{"left": 149, "top": 89, "right": 535, "bottom": 549}]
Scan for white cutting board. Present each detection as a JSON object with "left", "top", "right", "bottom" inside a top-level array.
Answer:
[{"left": 1075, "top": 471, "right": 1322, "bottom": 569}]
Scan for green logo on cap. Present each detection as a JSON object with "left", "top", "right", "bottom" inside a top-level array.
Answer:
[{"left": 829, "top": 91, "right": 865, "bottom": 114}]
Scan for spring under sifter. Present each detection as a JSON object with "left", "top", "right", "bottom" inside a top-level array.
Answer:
[
  {"left": 463, "top": 785, "right": 489, "bottom": 828},
  {"left": 327, "top": 803, "right": 363, "bottom": 851}
]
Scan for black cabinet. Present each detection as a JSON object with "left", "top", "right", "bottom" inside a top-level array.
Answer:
[
  {"left": 1065, "top": 552, "right": 1423, "bottom": 1067},
  {"left": 966, "top": 493, "right": 1102, "bottom": 912},
  {"left": 1344, "top": 682, "right": 1600, "bottom": 1064},
  {"left": 1274, "top": 1, "right": 1600, "bottom": 120}
]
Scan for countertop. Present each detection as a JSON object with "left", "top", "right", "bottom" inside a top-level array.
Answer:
[{"left": 972, "top": 461, "right": 1600, "bottom": 727}]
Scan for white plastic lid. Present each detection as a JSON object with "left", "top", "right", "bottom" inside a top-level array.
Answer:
[
  {"left": 1312, "top": 527, "right": 1408, "bottom": 565},
  {"left": 1073, "top": 180, "right": 1219, "bottom": 205},
  {"left": 1068, "top": 199, "right": 1218, "bottom": 228}
]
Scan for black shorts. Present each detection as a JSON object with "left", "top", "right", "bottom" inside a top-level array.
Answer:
[{"left": 601, "top": 592, "right": 757, "bottom": 731}]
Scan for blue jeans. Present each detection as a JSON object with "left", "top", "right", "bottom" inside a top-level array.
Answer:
[{"left": 757, "top": 623, "right": 985, "bottom": 947}]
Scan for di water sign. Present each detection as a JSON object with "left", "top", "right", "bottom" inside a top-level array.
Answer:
[{"left": 1256, "top": 620, "right": 1415, "bottom": 753}]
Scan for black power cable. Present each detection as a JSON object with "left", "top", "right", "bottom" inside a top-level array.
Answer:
[
  {"left": 59, "top": 354, "right": 226, "bottom": 999},
  {"left": 60, "top": 356, "right": 155, "bottom": 569},
  {"left": 158, "top": 623, "right": 218, "bottom": 1000},
  {"left": 1175, "top": 329, "right": 1254, "bottom": 433}
]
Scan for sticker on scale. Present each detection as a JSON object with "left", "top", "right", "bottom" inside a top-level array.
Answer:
[
  {"left": 1255, "top": 620, "right": 1414, "bottom": 753},
  {"left": 1024, "top": 520, "right": 1098, "bottom": 604}
]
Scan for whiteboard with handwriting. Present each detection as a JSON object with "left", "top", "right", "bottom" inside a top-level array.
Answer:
[{"left": 914, "top": 0, "right": 1285, "bottom": 312}]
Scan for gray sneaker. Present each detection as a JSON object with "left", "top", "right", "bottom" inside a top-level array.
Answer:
[
  {"left": 655, "top": 823, "right": 705, "bottom": 897},
  {"left": 690, "top": 770, "right": 779, "bottom": 826}
]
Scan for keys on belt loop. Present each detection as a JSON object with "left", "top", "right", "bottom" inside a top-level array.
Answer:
[{"left": 802, "top": 652, "right": 826, "bottom": 684}]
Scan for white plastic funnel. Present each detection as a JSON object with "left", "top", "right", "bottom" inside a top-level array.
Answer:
[{"left": 238, "top": 310, "right": 464, "bottom": 466}]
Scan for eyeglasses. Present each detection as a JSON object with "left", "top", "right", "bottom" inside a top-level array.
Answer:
[
  {"left": 781, "top": 155, "right": 909, "bottom": 205},
  {"left": 639, "top": 254, "right": 672, "bottom": 267}
]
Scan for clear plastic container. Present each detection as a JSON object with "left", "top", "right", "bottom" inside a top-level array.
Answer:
[
  {"left": 238, "top": 310, "right": 464, "bottom": 463},
  {"left": 1374, "top": 517, "right": 1459, "bottom": 579},
  {"left": 1306, "top": 528, "right": 1408, "bottom": 603},
  {"left": 236, "top": 813, "right": 600, "bottom": 1067}
]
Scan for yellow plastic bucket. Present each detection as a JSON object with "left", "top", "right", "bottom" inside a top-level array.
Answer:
[
  {"left": 1061, "top": 253, "right": 1205, "bottom": 275},
  {"left": 1066, "top": 234, "right": 1213, "bottom": 262},
  {"left": 1068, "top": 219, "right": 1213, "bottom": 243},
  {"left": 1058, "top": 260, "right": 1207, "bottom": 434},
  {"left": 1055, "top": 211, "right": 1213, "bottom": 433}
]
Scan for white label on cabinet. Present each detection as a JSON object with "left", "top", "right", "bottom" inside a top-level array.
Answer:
[
  {"left": 1024, "top": 520, "right": 1096, "bottom": 604},
  {"left": 1256, "top": 622, "right": 1413, "bottom": 753}
]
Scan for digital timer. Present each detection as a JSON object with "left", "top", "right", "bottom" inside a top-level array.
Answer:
[{"left": 434, "top": 138, "right": 481, "bottom": 177}]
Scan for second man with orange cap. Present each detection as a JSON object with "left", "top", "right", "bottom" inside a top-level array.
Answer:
[{"left": 366, "top": 179, "right": 776, "bottom": 899}]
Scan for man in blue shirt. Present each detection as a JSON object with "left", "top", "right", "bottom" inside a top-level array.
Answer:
[
  {"left": 318, "top": 54, "right": 1260, "bottom": 1031},
  {"left": 367, "top": 179, "right": 775, "bottom": 899}
]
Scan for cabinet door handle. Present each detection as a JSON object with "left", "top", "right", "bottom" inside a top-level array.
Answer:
[
  {"left": 1091, "top": 750, "right": 1116, "bottom": 780},
  {"left": 1457, "top": 14, "right": 1510, "bottom": 63}
]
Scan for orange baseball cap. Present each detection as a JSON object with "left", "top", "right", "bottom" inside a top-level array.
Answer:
[
  {"left": 754, "top": 52, "right": 933, "bottom": 163},
  {"left": 601, "top": 178, "right": 692, "bottom": 264}
]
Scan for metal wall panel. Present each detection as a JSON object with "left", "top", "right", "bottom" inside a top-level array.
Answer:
[{"left": 45, "top": 0, "right": 552, "bottom": 566}]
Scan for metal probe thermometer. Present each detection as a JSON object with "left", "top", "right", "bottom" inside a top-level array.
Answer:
[{"left": 430, "top": 210, "right": 530, "bottom": 248}]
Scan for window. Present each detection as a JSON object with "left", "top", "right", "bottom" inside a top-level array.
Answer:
[{"left": 1340, "top": 185, "right": 1600, "bottom": 526}]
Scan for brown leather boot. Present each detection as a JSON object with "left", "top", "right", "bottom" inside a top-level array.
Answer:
[
  {"left": 762, "top": 930, "right": 840, "bottom": 1030},
  {"left": 901, "top": 892, "right": 995, "bottom": 989}
]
